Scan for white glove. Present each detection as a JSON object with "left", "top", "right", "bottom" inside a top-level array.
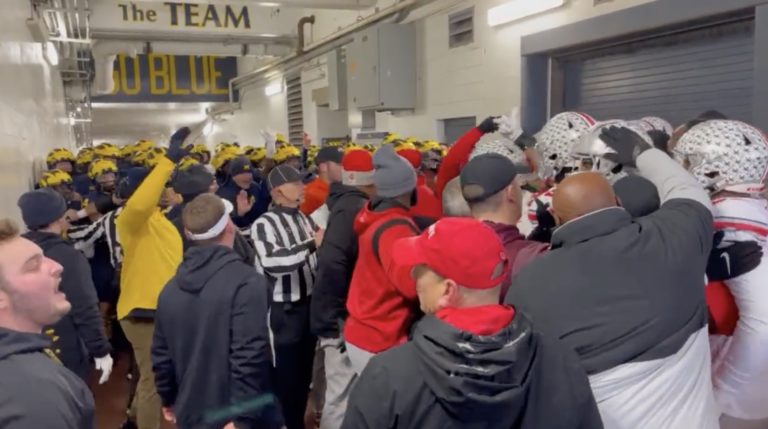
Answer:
[
  {"left": 260, "top": 130, "right": 276, "bottom": 158},
  {"left": 94, "top": 354, "right": 114, "bottom": 384},
  {"left": 494, "top": 106, "right": 523, "bottom": 141}
]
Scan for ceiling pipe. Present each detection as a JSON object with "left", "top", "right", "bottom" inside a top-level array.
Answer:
[
  {"left": 296, "top": 15, "right": 316, "bottom": 55},
  {"left": 91, "top": 30, "right": 297, "bottom": 46},
  {"left": 229, "top": 0, "right": 436, "bottom": 104},
  {"left": 91, "top": 40, "right": 144, "bottom": 95},
  {"left": 126, "top": 0, "right": 378, "bottom": 10}
]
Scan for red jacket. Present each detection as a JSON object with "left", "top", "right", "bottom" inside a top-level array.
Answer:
[
  {"left": 410, "top": 175, "right": 443, "bottom": 219},
  {"left": 435, "top": 127, "right": 484, "bottom": 200},
  {"left": 344, "top": 199, "right": 420, "bottom": 353}
]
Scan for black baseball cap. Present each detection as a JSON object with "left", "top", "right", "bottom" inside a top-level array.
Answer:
[
  {"left": 267, "top": 165, "right": 303, "bottom": 190},
  {"left": 173, "top": 164, "right": 215, "bottom": 197},
  {"left": 315, "top": 147, "right": 344, "bottom": 165},
  {"left": 228, "top": 156, "right": 253, "bottom": 177},
  {"left": 460, "top": 153, "right": 530, "bottom": 203}
]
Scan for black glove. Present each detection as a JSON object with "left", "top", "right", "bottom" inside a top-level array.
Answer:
[
  {"left": 477, "top": 116, "right": 500, "bottom": 134},
  {"left": 647, "top": 130, "right": 671, "bottom": 154},
  {"left": 706, "top": 231, "right": 763, "bottom": 281},
  {"left": 527, "top": 199, "right": 556, "bottom": 244},
  {"left": 599, "top": 126, "right": 652, "bottom": 168},
  {"left": 514, "top": 133, "right": 537, "bottom": 150},
  {"left": 166, "top": 127, "right": 191, "bottom": 163}
]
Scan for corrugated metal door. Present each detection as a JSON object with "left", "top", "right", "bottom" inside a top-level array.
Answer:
[{"left": 559, "top": 20, "right": 755, "bottom": 125}]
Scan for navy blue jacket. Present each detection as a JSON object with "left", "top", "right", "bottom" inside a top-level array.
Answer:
[{"left": 216, "top": 178, "right": 270, "bottom": 229}]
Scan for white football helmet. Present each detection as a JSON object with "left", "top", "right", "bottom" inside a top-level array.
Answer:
[
  {"left": 534, "top": 112, "right": 596, "bottom": 179},
  {"left": 470, "top": 136, "right": 543, "bottom": 182},
  {"left": 470, "top": 136, "right": 527, "bottom": 165},
  {"left": 673, "top": 120, "right": 768, "bottom": 194},
  {"left": 638, "top": 117, "right": 674, "bottom": 135},
  {"left": 570, "top": 120, "right": 652, "bottom": 184}
]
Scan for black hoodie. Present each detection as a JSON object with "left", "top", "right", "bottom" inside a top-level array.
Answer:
[
  {"left": 0, "top": 327, "right": 95, "bottom": 428},
  {"left": 152, "top": 245, "right": 282, "bottom": 429},
  {"left": 342, "top": 313, "right": 603, "bottom": 429},
  {"left": 22, "top": 231, "right": 111, "bottom": 380},
  {"left": 310, "top": 182, "right": 369, "bottom": 338}
]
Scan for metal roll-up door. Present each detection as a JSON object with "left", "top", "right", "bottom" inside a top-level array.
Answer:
[{"left": 559, "top": 20, "right": 755, "bottom": 125}]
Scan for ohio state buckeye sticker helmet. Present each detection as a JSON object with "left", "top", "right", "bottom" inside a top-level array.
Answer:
[
  {"left": 534, "top": 112, "right": 596, "bottom": 178},
  {"left": 673, "top": 120, "right": 768, "bottom": 194}
]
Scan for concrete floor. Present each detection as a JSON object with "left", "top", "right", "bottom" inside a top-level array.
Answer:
[
  {"left": 90, "top": 352, "right": 318, "bottom": 429},
  {"left": 89, "top": 353, "right": 175, "bottom": 429}
]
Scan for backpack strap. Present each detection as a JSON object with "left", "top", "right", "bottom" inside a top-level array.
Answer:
[{"left": 372, "top": 218, "right": 420, "bottom": 265}]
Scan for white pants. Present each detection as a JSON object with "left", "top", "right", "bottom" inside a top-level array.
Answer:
[
  {"left": 345, "top": 341, "right": 376, "bottom": 375},
  {"left": 318, "top": 337, "right": 357, "bottom": 429}
]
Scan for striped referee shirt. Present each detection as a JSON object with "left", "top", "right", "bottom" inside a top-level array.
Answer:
[
  {"left": 68, "top": 207, "right": 123, "bottom": 269},
  {"left": 251, "top": 206, "right": 318, "bottom": 303}
]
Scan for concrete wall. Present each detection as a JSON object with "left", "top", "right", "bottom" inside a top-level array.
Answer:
[
  {"left": 225, "top": 0, "right": 655, "bottom": 144},
  {"left": 0, "top": 0, "right": 74, "bottom": 222}
]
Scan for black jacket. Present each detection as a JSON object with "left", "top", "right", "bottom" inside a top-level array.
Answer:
[
  {"left": 342, "top": 313, "right": 602, "bottom": 429},
  {"left": 506, "top": 201, "right": 712, "bottom": 375},
  {"left": 152, "top": 245, "right": 282, "bottom": 429},
  {"left": 310, "top": 183, "right": 368, "bottom": 338},
  {"left": 23, "top": 231, "right": 110, "bottom": 379},
  {"left": 0, "top": 327, "right": 95, "bottom": 428},
  {"left": 169, "top": 201, "right": 256, "bottom": 266}
]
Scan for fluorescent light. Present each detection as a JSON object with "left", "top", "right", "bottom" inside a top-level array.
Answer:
[
  {"left": 264, "top": 82, "right": 283, "bottom": 97},
  {"left": 487, "top": 0, "right": 565, "bottom": 27}
]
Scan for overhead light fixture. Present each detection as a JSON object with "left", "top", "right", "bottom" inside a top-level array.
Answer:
[
  {"left": 265, "top": 81, "right": 284, "bottom": 97},
  {"left": 487, "top": 0, "right": 565, "bottom": 27}
]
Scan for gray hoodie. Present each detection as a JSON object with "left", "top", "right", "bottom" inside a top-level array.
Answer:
[{"left": 0, "top": 327, "right": 95, "bottom": 428}]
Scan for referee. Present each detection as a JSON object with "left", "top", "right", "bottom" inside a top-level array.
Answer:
[{"left": 251, "top": 164, "right": 323, "bottom": 429}]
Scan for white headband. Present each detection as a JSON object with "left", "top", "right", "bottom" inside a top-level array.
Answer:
[{"left": 187, "top": 199, "right": 234, "bottom": 241}]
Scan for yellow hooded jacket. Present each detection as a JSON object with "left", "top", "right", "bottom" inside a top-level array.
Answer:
[{"left": 116, "top": 156, "right": 182, "bottom": 319}]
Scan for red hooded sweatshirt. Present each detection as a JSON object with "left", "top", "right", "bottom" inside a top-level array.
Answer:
[
  {"left": 412, "top": 175, "right": 443, "bottom": 219},
  {"left": 344, "top": 199, "right": 420, "bottom": 353}
]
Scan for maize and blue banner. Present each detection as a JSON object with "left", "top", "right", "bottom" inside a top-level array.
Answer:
[{"left": 93, "top": 54, "right": 238, "bottom": 103}]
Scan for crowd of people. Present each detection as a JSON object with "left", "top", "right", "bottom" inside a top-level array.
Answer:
[{"left": 0, "top": 107, "right": 767, "bottom": 429}]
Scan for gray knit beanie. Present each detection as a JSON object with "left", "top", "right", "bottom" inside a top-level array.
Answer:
[{"left": 372, "top": 144, "right": 417, "bottom": 198}]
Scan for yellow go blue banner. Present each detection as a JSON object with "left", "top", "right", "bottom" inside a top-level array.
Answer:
[{"left": 94, "top": 54, "right": 238, "bottom": 103}]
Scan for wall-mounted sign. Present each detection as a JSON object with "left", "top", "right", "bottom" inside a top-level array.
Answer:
[
  {"left": 118, "top": 2, "right": 251, "bottom": 29},
  {"left": 90, "top": 1, "right": 302, "bottom": 36},
  {"left": 93, "top": 54, "right": 238, "bottom": 103}
]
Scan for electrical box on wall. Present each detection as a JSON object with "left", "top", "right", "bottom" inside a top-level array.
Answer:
[
  {"left": 347, "top": 23, "right": 416, "bottom": 111},
  {"left": 327, "top": 48, "right": 348, "bottom": 111}
]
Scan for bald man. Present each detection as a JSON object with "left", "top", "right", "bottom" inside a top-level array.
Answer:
[
  {"left": 550, "top": 172, "right": 617, "bottom": 224},
  {"left": 505, "top": 126, "right": 719, "bottom": 429}
]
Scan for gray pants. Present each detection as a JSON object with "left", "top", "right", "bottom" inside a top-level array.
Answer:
[
  {"left": 346, "top": 341, "right": 376, "bottom": 376},
  {"left": 319, "top": 337, "right": 358, "bottom": 429}
]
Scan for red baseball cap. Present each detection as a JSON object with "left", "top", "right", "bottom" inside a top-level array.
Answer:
[{"left": 391, "top": 218, "right": 510, "bottom": 289}]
